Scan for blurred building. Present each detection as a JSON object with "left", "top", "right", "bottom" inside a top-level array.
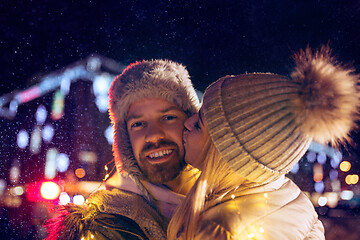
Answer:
[{"left": 0, "top": 55, "right": 124, "bottom": 239}]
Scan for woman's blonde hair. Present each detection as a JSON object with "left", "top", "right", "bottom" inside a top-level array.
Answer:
[{"left": 167, "top": 135, "right": 247, "bottom": 239}]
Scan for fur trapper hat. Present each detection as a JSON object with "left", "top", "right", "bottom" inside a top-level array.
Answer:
[
  {"left": 202, "top": 46, "right": 360, "bottom": 183},
  {"left": 109, "top": 59, "right": 200, "bottom": 180}
]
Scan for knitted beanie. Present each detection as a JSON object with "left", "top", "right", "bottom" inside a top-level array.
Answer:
[
  {"left": 202, "top": 46, "right": 360, "bottom": 183},
  {"left": 108, "top": 59, "right": 200, "bottom": 180}
]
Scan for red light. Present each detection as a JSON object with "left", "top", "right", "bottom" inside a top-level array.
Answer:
[
  {"left": 17, "top": 86, "right": 42, "bottom": 103},
  {"left": 26, "top": 181, "right": 61, "bottom": 202}
]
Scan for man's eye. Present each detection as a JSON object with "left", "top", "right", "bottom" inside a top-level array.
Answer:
[
  {"left": 163, "top": 115, "right": 177, "bottom": 121},
  {"left": 131, "top": 122, "right": 143, "bottom": 128}
]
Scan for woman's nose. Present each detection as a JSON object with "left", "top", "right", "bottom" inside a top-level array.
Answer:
[{"left": 184, "top": 115, "right": 195, "bottom": 131}]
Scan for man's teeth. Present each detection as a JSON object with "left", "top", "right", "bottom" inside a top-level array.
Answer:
[{"left": 148, "top": 149, "right": 173, "bottom": 159}]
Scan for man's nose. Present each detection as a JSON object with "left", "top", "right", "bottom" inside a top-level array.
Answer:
[{"left": 145, "top": 123, "right": 165, "bottom": 143}]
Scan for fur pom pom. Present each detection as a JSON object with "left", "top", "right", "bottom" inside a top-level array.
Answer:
[{"left": 291, "top": 46, "right": 360, "bottom": 145}]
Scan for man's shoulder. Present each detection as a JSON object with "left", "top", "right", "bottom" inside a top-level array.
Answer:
[
  {"left": 88, "top": 188, "right": 163, "bottom": 221},
  {"left": 45, "top": 201, "right": 152, "bottom": 240},
  {"left": 89, "top": 189, "right": 167, "bottom": 238},
  {"left": 90, "top": 188, "right": 148, "bottom": 206},
  {"left": 45, "top": 190, "right": 167, "bottom": 240}
]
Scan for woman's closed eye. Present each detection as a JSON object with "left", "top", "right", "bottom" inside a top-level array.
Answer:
[{"left": 194, "top": 121, "right": 201, "bottom": 130}]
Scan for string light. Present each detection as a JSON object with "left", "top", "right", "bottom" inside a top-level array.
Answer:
[
  {"left": 103, "top": 160, "right": 116, "bottom": 182},
  {"left": 241, "top": 192, "right": 268, "bottom": 238},
  {"left": 260, "top": 192, "right": 268, "bottom": 235},
  {"left": 103, "top": 173, "right": 109, "bottom": 181}
]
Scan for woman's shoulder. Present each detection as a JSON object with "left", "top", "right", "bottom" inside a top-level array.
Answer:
[{"left": 197, "top": 178, "right": 323, "bottom": 239}]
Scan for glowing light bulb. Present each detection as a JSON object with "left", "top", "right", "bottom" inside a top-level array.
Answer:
[
  {"left": 248, "top": 233, "right": 255, "bottom": 238},
  {"left": 103, "top": 174, "right": 109, "bottom": 181}
]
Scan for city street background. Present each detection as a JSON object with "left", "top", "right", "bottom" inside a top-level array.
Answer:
[{"left": 1, "top": 1, "right": 360, "bottom": 239}]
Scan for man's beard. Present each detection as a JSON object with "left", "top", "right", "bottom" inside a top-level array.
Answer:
[{"left": 138, "top": 139, "right": 186, "bottom": 184}]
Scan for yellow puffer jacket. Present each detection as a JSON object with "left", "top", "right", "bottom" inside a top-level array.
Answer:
[{"left": 192, "top": 176, "right": 325, "bottom": 240}]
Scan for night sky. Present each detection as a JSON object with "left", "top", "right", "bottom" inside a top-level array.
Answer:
[
  {"left": 1, "top": 0, "right": 360, "bottom": 96},
  {"left": 0, "top": 2, "right": 360, "bottom": 238}
]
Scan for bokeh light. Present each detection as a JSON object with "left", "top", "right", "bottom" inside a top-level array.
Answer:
[
  {"left": 56, "top": 153, "right": 70, "bottom": 173},
  {"left": 59, "top": 192, "right": 71, "bottom": 205},
  {"left": 317, "top": 152, "right": 327, "bottom": 164},
  {"left": 17, "top": 129, "right": 29, "bottom": 149},
  {"left": 345, "top": 174, "right": 359, "bottom": 185},
  {"left": 42, "top": 124, "right": 55, "bottom": 143},
  {"left": 318, "top": 196, "right": 327, "bottom": 207},
  {"left": 306, "top": 151, "right": 316, "bottom": 163},
  {"left": 40, "top": 182, "right": 60, "bottom": 200},
  {"left": 313, "top": 163, "right": 323, "bottom": 183},
  {"left": 105, "top": 125, "right": 114, "bottom": 145},
  {"left": 339, "top": 161, "right": 351, "bottom": 172},
  {"left": 35, "top": 105, "right": 47, "bottom": 125},
  {"left": 290, "top": 163, "right": 299, "bottom": 174},
  {"left": 75, "top": 168, "right": 86, "bottom": 179},
  {"left": 314, "top": 181, "right": 325, "bottom": 193},
  {"left": 73, "top": 195, "right": 85, "bottom": 205},
  {"left": 340, "top": 190, "right": 354, "bottom": 200}
]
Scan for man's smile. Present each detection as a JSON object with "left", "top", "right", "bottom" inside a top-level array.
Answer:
[{"left": 144, "top": 148, "right": 175, "bottom": 164}]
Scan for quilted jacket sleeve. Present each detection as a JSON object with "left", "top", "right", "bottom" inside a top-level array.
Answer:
[{"left": 304, "top": 219, "right": 325, "bottom": 240}]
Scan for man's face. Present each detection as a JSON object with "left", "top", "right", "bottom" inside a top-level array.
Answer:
[{"left": 126, "top": 98, "right": 188, "bottom": 183}]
